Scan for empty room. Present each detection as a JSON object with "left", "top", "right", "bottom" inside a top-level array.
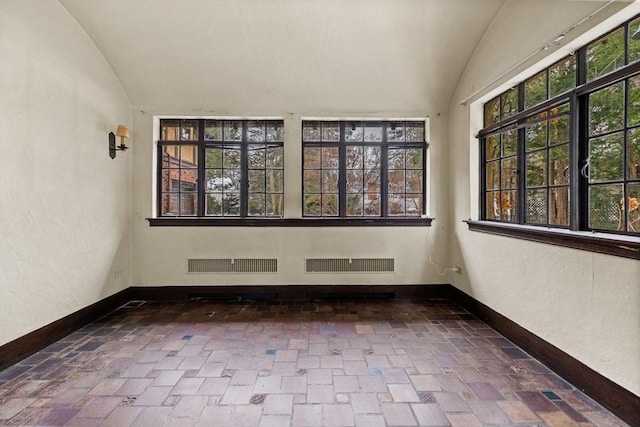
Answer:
[{"left": 0, "top": 0, "right": 639, "bottom": 426}]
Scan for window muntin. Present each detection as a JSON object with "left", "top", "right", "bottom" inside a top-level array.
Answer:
[
  {"left": 302, "top": 120, "right": 426, "bottom": 218},
  {"left": 158, "top": 119, "right": 284, "bottom": 218},
  {"left": 480, "top": 14, "right": 640, "bottom": 236}
]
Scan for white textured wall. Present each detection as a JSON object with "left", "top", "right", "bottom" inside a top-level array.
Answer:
[
  {"left": 132, "top": 109, "right": 449, "bottom": 287},
  {"left": 0, "top": 1, "right": 132, "bottom": 345},
  {"left": 448, "top": 1, "right": 640, "bottom": 396}
]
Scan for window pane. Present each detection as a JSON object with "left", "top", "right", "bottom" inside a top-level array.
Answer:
[
  {"left": 205, "top": 194, "right": 223, "bottom": 216},
  {"left": 388, "top": 194, "right": 405, "bottom": 216},
  {"left": 550, "top": 186, "right": 570, "bottom": 226},
  {"left": 205, "top": 120, "right": 222, "bottom": 141},
  {"left": 364, "top": 170, "right": 380, "bottom": 192},
  {"left": 205, "top": 148, "right": 222, "bottom": 168},
  {"left": 222, "top": 193, "right": 240, "bottom": 216},
  {"left": 525, "top": 123, "right": 547, "bottom": 151},
  {"left": 248, "top": 170, "right": 265, "bottom": 192},
  {"left": 587, "top": 28, "right": 624, "bottom": 81},
  {"left": 303, "top": 121, "right": 321, "bottom": 141},
  {"left": 346, "top": 146, "right": 363, "bottom": 168},
  {"left": 303, "top": 195, "right": 321, "bottom": 216},
  {"left": 589, "top": 82, "right": 624, "bottom": 136},
  {"left": 206, "top": 169, "right": 224, "bottom": 192},
  {"left": 589, "top": 133, "right": 624, "bottom": 182},
  {"left": 501, "top": 190, "right": 518, "bottom": 222},
  {"left": 526, "top": 189, "right": 547, "bottom": 224},
  {"left": 501, "top": 157, "right": 518, "bottom": 189},
  {"left": 266, "top": 194, "right": 283, "bottom": 217},
  {"left": 248, "top": 194, "right": 265, "bottom": 216},
  {"left": 304, "top": 170, "right": 321, "bottom": 193},
  {"left": 345, "top": 122, "right": 364, "bottom": 141},
  {"left": 526, "top": 150, "right": 547, "bottom": 187},
  {"left": 406, "top": 170, "right": 423, "bottom": 193},
  {"left": 486, "top": 192, "right": 499, "bottom": 220},
  {"left": 486, "top": 135, "right": 500, "bottom": 161},
  {"left": 247, "top": 121, "right": 266, "bottom": 142},
  {"left": 322, "top": 147, "right": 339, "bottom": 168},
  {"left": 388, "top": 170, "right": 404, "bottom": 193},
  {"left": 501, "top": 88, "right": 518, "bottom": 119},
  {"left": 626, "top": 183, "right": 640, "bottom": 233},
  {"left": 224, "top": 121, "right": 242, "bottom": 141},
  {"left": 223, "top": 148, "right": 241, "bottom": 168},
  {"left": 181, "top": 120, "right": 199, "bottom": 141},
  {"left": 161, "top": 120, "right": 180, "bottom": 140},
  {"left": 550, "top": 145, "right": 570, "bottom": 185},
  {"left": 179, "top": 193, "right": 198, "bottom": 215},
  {"left": 629, "top": 128, "right": 640, "bottom": 180},
  {"left": 406, "top": 122, "right": 425, "bottom": 142},
  {"left": 364, "top": 146, "right": 381, "bottom": 169},
  {"left": 266, "top": 122, "right": 284, "bottom": 142},
  {"left": 322, "top": 170, "right": 339, "bottom": 192},
  {"left": 502, "top": 130, "right": 517, "bottom": 156},
  {"left": 387, "top": 123, "right": 405, "bottom": 142},
  {"left": 589, "top": 184, "right": 623, "bottom": 230},
  {"left": 524, "top": 71, "right": 547, "bottom": 108},
  {"left": 248, "top": 145, "right": 265, "bottom": 168},
  {"left": 304, "top": 147, "right": 321, "bottom": 169},
  {"left": 406, "top": 149, "right": 422, "bottom": 169},
  {"left": 180, "top": 146, "right": 198, "bottom": 167},
  {"left": 549, "top": 56, "right": 576, "bottom": 97},
  {"left": 322, "top": 194, "right": 339, "bottom": 216},
  {"left": 266, "top": 145, "right": 283, "bottom": 169},
  {"left": 346, "top": 170, "right": 364, "bottom": 193},
  {"left": 364, "top": 123, "right": 383, "bottom": 142},
  {"left": 346, "top": 194, "right": 364, "bottom": 216},
  {"left": 322, "top": 122, "right": 340, "bottom": 141},
  {"left": 486, "top": 160, "right": 500, "bottom": 190},
  {"left": 405, "top": 194, "right": 423, "bottom": 216},
  {"left": 364, "top": 194, "right": 381, "bottom": 216},
  {"left": 550, "top": 114, "right": 569, "bottom": 145},
  {"left": 179, "top": 170, "right": 198, "bottom": 189},
  {"left": 484, "top": 97, "right": 500, "bottom": 127},
  {"left": 266, "top": 170, "right": 284, "bottom": 193},
  {"left": 223, "top": 170, "right": 241, "bottom": 191},
  {"left": 389, "top": 149, "right": 405, "bottom": 169},
  {"left": 628, "top": 75, "right": 640, "bottom": 127},
  {"left": 161, "top": 193, "right": 180, "bottom": 216},
  {"left": 630, "top": 18, "right": 640, "bottom": 64}
]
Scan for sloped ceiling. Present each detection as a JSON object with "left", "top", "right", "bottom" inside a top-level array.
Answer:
[{"left": 60, "top": 0, "right": 507, "bottom": 113}]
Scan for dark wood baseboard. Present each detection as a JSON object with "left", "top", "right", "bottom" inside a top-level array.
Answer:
[
  {"left": 130, "top": 284, "right": 452, "bottom": 302},
  {"left": 0, "top": 287, "right": 133, "bottom": 371},
  {"left": 450, "top": 286, "right": 640, "bottom": 427},
  {"left": 1, "top": 284, "right": 637, "bottom": 425}
]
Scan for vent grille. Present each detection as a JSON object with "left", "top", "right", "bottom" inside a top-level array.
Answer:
[
  {"left": 188, "top": 258, "right": 277, "bottom": 273},
  {"left": 306, "top": 258, "right": 394, "bottom": 273}
]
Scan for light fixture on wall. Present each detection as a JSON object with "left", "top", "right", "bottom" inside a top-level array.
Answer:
[
  {"left": 109, "top": 125, "right": 129, "bottom": 159},
  {"left": 632, "top": 26, "right": 640, "bottom": 40}
]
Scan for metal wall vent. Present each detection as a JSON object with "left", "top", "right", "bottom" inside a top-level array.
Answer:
[
  {"left": 188, "top": 258, "right": 277, "bottom": 273},
  {"left": 306, "top": 258, "right": 394, "bottom": 273}
]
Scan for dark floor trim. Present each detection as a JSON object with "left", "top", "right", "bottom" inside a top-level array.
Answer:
[
  {"left": 0, "top": 287, "right": 133, "bottom": 371},
  {"left": 1, "top": 284, "right": 637, "bottom": 425},
  {"left": 130, "top": 284, "right": 452, "bottom": 302},
  {"left": 450, "top": 286, "right": 640, "bottom": 427}
]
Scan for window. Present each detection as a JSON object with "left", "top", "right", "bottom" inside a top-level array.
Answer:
[
  {"left": 479, "top": 15, "right": 640, "bottom": 238},
  {"left": 302, "top": 120, "right": 426, "bottom": 218},
  {"left": 158, "top": 119, "right": 284, "bottom": 217}
]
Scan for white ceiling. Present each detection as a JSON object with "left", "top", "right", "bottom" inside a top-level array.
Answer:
[{"left": 60, "top": 0, "right": 508, "bottom": 113}]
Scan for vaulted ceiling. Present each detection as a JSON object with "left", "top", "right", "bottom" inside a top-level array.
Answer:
[{"left": 61, "top": 0, "right": 508, "bottom": 113}]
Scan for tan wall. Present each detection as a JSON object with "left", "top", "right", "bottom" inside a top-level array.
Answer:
[
  {"left": 0, "top": 1, "right": 132, "bottom": 345},
  {"left": 448, "top": 1, "right": 640, "bottom": 396}
]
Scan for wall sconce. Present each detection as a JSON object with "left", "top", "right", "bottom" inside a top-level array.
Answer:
[{"left": 109, "top": 125, "right": 129, "bottom": 159}]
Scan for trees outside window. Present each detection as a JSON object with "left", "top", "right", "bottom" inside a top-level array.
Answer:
[
  {"left": 480, "top": 15, "right": 640, "bottom": 236},
  {"left": 158, "top": 119, "right": 284, "bottom": 218},
  {"left": 302, "top": 120, "right": 426, "bottom": 218}
]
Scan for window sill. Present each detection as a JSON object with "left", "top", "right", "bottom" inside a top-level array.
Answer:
[
  {"left": 465, "top": 220, "right": 640, "bottom": 260},
  {"left": 147, "top": 217, "right": 434, "bottom": 227}
]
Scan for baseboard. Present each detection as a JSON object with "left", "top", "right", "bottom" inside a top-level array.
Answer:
[
  {"left": 0, "top": 287, "right": 133, "bottom": 371},
  {"left": 449, "top": 286, "right": 640, "bottom": 427},
  {"left": 1, "top": 284, "right": 637, "bottom": 425}
]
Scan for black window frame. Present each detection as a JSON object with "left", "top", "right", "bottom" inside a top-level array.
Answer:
[
  {"left": 156, "top": 118, "right": 284, "bottom": 219},
  {"left": 472, "top": 15, "right": 640, "bottom": 260},
  {"left": 302, "top": 120, "right": 428, "bottom": 219}
]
